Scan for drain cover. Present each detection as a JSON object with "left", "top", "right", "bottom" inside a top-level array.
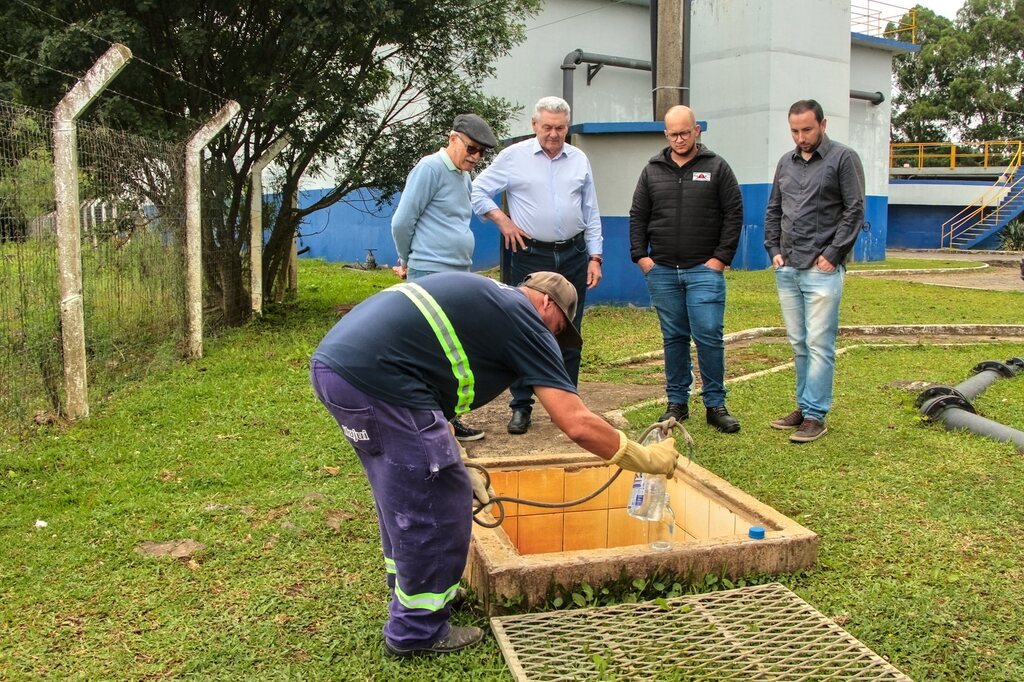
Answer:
[{"left": 490, "top": 582, "right": 911, "bottom": 681}]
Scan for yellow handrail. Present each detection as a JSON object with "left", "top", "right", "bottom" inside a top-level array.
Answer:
[
  {"left": 940, "top": 145, "right": 1024, "bottom": 247},
  {"left": 851, "top": 2, "right": 917, "bottom": 43},
  {"left": 890, "top": 140, "right": 1023, "bottom": 171}
]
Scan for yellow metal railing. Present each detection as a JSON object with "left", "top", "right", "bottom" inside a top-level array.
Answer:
[
  {"left": 940, "top": 145, "right": 1024, "bottom": 247},
  {"left": 890, "top": 140, "right": 1024, "bottom": 171},
  {"left": 851, "top": 1, "right": 917, "bottom": 43}
]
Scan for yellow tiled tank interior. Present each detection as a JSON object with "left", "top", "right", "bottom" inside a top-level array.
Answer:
[{"left": 487, "top": 465, "right": 756, "bottom": 556}]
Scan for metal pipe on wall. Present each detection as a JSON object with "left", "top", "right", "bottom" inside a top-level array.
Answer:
[
  {"left": 850, "top": 89, "right": 885, "bottom": 105},
  {"left": 561, "top": 49, "right": 652, "bottom": 124}
]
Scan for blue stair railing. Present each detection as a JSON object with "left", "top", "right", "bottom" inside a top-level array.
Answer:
[{"left": 942, "top": 143, "right": 1024, "bottom": 249}]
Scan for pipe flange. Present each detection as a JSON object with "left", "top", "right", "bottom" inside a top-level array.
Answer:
[
  {"left": 919, "top": 393, "right": 976, "bottom": 419},
  {"left": 915, "top": 385, "right": 966, "bottom": 409},
  {"left": 973, "top": 360, "right": 1016, "bottom": 378}
]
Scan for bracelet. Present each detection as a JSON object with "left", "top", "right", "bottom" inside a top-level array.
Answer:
[{"left": 589, "top": 255, "right": 603, "bottom": 265}]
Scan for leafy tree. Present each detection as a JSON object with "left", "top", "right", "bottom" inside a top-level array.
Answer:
[
  {"left": 891, "top": 7, "right": 958, "bottom": 142},
  {"left": 3, "top": 1, "right": 537, "bottom": 324},
  {"left": 892, "top": 1, "right": 1024, "bottom": 143}
]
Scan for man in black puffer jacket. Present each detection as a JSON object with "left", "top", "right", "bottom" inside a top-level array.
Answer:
[{"left": 629, "top": 105, "right": 743, "bottom": 433}]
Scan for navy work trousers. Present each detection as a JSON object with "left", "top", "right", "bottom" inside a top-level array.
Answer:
[{"left": 310, "top": 360, "right": 472, "bottom": 648}]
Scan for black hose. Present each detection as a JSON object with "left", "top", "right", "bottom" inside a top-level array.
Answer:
[{"left": 469, "top": 420, "right": 694, "bottom": 528}]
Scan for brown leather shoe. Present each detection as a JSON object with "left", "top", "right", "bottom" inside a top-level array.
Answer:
[
  {"left": 790, "top": 418, "right": 827, "bottom": 443},
  {"left": 770, "top": 409, "right": 804, "bottom": 430}
]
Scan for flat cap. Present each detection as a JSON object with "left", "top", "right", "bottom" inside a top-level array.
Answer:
[{"left": 452, "top": 113, "right": 497, "bottom": 149}]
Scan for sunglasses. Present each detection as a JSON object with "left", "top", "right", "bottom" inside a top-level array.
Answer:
[{"left": 456, "top": 133, "right": 489, "bottom": 157}]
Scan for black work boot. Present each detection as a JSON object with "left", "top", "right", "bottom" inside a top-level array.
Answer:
[
  {"left": 658, "top": 402, "right": 689, "bottom": 422},
  {"left": 507, "top": 408, "right": 531, "bottom": 435},
  {"left": 384, "top": 625, "right": 484, "bottom": 657},
  {"left": 706, "top": 406, "right": 740, "bottom": 433}
]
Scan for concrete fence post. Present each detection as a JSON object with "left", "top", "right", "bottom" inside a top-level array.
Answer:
[
  {"left": 248, "top": 135, "right": 289, "bottom": 315},
  {"left": 184, "top": 100, "right": 241, "bottom": 359},
  {"left": 52, "top": 43, "right": 132, "bottom": 420}
]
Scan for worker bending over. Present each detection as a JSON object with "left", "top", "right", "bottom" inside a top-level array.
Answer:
[{"left": 310, "top": 271, "right": 678, "bottom": 658}]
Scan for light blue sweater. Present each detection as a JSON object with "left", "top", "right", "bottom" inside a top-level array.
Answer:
[{"left": 391, "top": 150, "right": 474, "bottom": 272}]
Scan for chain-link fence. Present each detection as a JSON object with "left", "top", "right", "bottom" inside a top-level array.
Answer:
[
  {"left": 1, "top": 100, "right": 189, "bottom": 432},
  {"left": 0, "top": 102, "right": 62, "bottom": 428}
]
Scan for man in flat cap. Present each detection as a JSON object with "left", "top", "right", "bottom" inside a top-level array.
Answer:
[{"left": 392, "top": 113, "right": 498, "bottom": 441}]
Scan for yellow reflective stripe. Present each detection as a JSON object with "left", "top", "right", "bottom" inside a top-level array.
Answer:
[
  {"left": 384, "top": 556, "right": 396, "bottom": 574},
  {"left": 387, "top": 282, "right": 475, "bottom": 415},
  {"left": 395, "top": 581, "right": 461, "bottom": 612}
]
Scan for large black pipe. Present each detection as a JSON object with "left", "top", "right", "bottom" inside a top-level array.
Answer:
[
  {"left": 917, "top": 358, "right": 1024, "bottom": 453},
  {"left": 850, "top": 89, "right": 885, "bottom": 105}
]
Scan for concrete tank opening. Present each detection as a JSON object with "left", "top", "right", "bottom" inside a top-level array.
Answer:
[{"left": 465, "top": 455, "right": 818, "bottom": 613}]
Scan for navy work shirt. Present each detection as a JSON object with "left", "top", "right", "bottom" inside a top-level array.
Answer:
[{"left": 312, "top": 272, "right": 577, "bottom": 418}]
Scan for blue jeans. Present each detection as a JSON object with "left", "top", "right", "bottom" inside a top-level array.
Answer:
[
  {"left": 645, "top": 263, "right": 728, "bottom": 408},
  {"left": 508, "top": 238, "right": 589, "bottom": 410},
  {"left": 774, "top": 265, "right": 845, "bottom": 422}
]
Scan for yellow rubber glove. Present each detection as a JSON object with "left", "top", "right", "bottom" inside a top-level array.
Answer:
[
  {"left": 465, "top": 463, "right": 495, "bottom": 512},
  {"left": 607, "top": 430, "right": 678, "bottom": 476},
  {"left": 452, "top": 429, "right": 495, "bottom": 511}
]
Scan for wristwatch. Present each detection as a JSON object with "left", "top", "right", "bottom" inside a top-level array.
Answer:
[{"left": 589, "top": 255, "right": 603, "bottom": 265}]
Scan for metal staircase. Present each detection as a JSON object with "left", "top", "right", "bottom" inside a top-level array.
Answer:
[{"left": 942, "top": 146, "right": 1024, "bottom": 249}]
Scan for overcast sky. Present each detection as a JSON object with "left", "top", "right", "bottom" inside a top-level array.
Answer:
[{"left": 914, "top": 0, "right": 964, "bottom": 19}]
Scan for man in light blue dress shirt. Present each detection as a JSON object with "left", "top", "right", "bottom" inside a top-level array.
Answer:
[{"left": 471, "top": 96, "right": 604, "bottom": 435}]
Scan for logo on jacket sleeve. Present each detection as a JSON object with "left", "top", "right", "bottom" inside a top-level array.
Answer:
[{"left": 692, "top": 172, "right": 712, "bottom": 182}]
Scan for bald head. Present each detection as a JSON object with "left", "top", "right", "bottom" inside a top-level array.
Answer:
[
  {"left": 663, "top": 105, "right": 699, "bottom": 164},
  {"left": 664, "top": 105, "right": 696, "bottom": 130}
]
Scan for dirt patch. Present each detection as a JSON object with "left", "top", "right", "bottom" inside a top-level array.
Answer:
[
  {"left": 859, "top": 258, "right": 1024, "bottom": 292},
  {"left": 460, "top": 383, "right": 662, "bottom": 462}
]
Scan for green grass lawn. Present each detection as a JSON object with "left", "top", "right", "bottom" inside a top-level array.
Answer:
[
  {"left": 846, "top": 257, "right": 980, "bottom": 270},
  {"left": 1, "top": 258, "right": 1023, "bottom": 680}
]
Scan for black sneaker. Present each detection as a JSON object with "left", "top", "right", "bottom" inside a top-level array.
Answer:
[
  {"left": 658, "top": 402, "right": 689, "bottom": 422},
  {"left": 384, "top": 625, "right": 484, "bottom": 658},
  {"left": 706, "top": 406, "right": 740, "bottom": 433},
  {"left": 451, "top": 417, "right": 484, "bottom": 442}
]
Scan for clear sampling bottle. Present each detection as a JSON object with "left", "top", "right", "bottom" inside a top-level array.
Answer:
[{"left": 626, "top": 425, "right": 675, "bottom": 551}]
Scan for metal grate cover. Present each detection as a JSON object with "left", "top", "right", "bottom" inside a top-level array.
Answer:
[{"left": 490, "top": 583, "right": 911, "bottom": 681}]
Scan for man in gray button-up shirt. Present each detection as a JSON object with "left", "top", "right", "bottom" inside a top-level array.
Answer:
[{"left": 764, "top": 99, "right": 865, "bottom": 444}]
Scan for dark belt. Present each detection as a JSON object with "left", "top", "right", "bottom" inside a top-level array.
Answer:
[{"left": 523, "top": 232, "right": 584, "bottom": 251}]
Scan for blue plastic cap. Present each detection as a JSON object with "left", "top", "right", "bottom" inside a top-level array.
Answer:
[{"left": 748, "top": 526, "right": 766, "bottom": 540}]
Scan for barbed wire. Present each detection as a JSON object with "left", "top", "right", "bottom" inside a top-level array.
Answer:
[
  {"left": 0, "top": 47, "right": 191, "bottom": 121},
  {"left": 11, "top": 0, "right": 230, "bottom": 106}
]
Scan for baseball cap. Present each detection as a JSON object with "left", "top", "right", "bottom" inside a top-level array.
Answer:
[
  {"left": 521, "top": 271, "right": 583, "bottom": 348},
  {"left": 452, "top": 113, "right": 497, "bottom": 149}
]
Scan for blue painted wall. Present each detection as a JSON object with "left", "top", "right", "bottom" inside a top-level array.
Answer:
[
  {"left": 729, "top": 185, "right": 887, "bottom": 269},
  {"left": 887, "top": 203, "right": 1002, "bottom": 250},
  {"left": 295, "top": 185, "right": 888, "bottom": 307},
  {"left": 295, "top": 188, "right": 500, "bottom": 270}
]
